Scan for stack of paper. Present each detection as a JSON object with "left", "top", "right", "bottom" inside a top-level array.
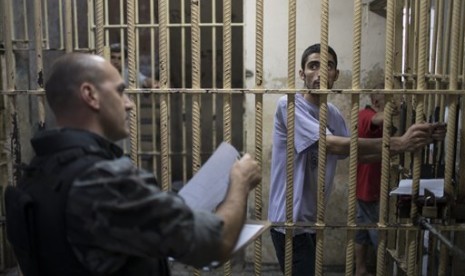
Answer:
[{"left": 389, "top": 178, "right": 444, "bottom": 197}]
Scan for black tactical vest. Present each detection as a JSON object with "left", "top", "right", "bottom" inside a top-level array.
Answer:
[{"left": 5, "top": 130, "right": 170, "bottom": 275}]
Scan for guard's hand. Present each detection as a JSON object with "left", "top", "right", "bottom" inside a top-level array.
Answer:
[{"left": 230, "top": 154, "right": 261, "bottom": 192}]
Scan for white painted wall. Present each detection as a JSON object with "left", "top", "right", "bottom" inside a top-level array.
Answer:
[{"left": 243, "top": 0, "right": 387, "bottom": 265}]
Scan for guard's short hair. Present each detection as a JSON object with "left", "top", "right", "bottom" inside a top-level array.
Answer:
[
  {"left": 45, "top": 53, "right": 106, "bottom": 114},
  {"left": 300, "top": 43, "right": 338, "bottom": 70}
]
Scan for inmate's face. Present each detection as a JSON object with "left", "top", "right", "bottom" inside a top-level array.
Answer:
[
  {"left": 110, "top": 51, "right": 123, "bottom": 73},
  {"left": 97, "top": 61, "right": 134, "bottom": 141},
  {"left": 299, "top": 52, "right": 339, "bottom": 90}
]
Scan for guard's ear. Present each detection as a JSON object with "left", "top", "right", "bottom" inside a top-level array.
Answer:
[{"left": 80, "top": 82, "right": 100, "bottom": 110}]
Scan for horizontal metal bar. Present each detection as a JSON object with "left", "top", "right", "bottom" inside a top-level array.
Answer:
[
  {"left": 87, "top": 22, "right": 245, "bottom": 29},
  {"left": 2, "top": 88, "right": 465, "bottom": 96},
  {"left": 271, "top": 222, "right": 465, "bottom": 231}
]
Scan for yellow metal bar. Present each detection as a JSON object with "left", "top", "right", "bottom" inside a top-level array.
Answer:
[
  {"left": 43, "top": 0, "right": 50, "bottom": 49},
  {"left": 284, "top": 0, "right": 297, "bottom": 274},
  {"left": 191, "top": 1, "right": 201, "bottom": 275},
  {"left": 158, "top": 0, "right": 170, "bottom": 192},
  {"left": 254, "top": 0, "right": 264, "bottom": 274},
  {"left": 65, "top": 0, "right": 73, "bottom": 52},
  {"left": 87, "top": 0, "right": 95, "bottom": 51},
  {"left": 181, "top": 0, "right": 187, "bottom": 184},
  {"left": 315, "top": 0, "right": 330, "bottom": 274},
  {"left": 345, "top": 0, "right": 362, "bottom": 274},
  {"left": 377, "top": 0, "right": 396, "bottom": 275},
  {"left": 72, "top": 0, "right": 79, "bottom": 50},
  {"left": 34, "top": 0, "right": 45, "bottom": 130},
  {"left": 127, "top": 0, "right": 139, "bottom": 166},
  {"left": 223, "top": 0, "right": 232, "bottom": 144}
]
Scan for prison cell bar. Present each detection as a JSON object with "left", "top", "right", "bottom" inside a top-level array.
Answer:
[
  {"left": 406, "top": 0, "right": 429, "bottom": 274},
  {"left": 222, "top": 0, "right": 233, "bottom": 274},
  {"left": 2, "top": 0, "right": 17, "bottom": 271},
  {"left": 180, "top": 0, "right": 187, "bottom": 185},
  {"left": 33, "top": 0, "right": 45, "bottom": 130},
  {"left": 345, "top": 0, "right": 362, "bottom": 275},
  {"left": 65, "top": 0, "right": 73, "bottom": 53},
  {"left": 315, "top": 0, "right": 330, "bottom": 274},
  {"left": 191, "top": 0, "right": 202, "bottom": 274},
  {"left": 439, "top": 0, "right": 463, "bottom": 274},
  {"left": 284, "top": 0, "right": 296, "bottom": 274},
  {"left": 254, "top": 0, "right": 265, "bottom": 274},
  {"left": 378, "top": 0, "right": 396, "bottom": 274}
]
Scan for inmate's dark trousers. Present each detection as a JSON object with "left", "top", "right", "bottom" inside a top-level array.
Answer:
[{"left": 270, "top": 229, "right": 316, "bottom": 276}]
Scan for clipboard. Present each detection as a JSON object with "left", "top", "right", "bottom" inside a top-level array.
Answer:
[{"left": 232, "top": 220, "right": 271, "bottom": 253}]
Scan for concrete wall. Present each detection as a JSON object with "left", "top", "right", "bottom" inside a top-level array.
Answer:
[{"left": 243, "top": 0, "right": 387, "bottom": 265}]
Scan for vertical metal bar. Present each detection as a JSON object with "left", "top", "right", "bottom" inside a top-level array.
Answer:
[
  {"left": 460, "top": 2, "right": 465, "bottom": 202},
  {"left": 158, "top": 0, "right": 170, "bottom": 191},
  {"left": 434, "top": 0, "right": 445, "bottom": 183},
  {"left": 346, "top": 0, "right": 362, "bottom": 274},
  {"left": 222, "top": 0, "right": 232, "bottom": 273},
  {"left": 43, "top": 0, "right": 50, "bottom": 49},
  {"left": 457, "top": 0, "right": 465, "bottom": 199},
  {"left": 119, "top": 0, "right": 125, "bottom": 78},
  {"left": 315, "top": 0, "right": 329, "bottom": 274},
  {"left": 3, "top": 0, "right": 18, "bottom": 191},
  {"left": 136, "top": 0, "right": 143, "bottom": 168},
  {"left": 191, "top": 0, "right": 201, "bottom": 168},
  {"left": 104, "top": 0, "right": 109, "bottom": 54},
  {"left": 430, "top": 0, "right": 439, "bottom": 74},
  {"left": 254, "top": 0, "right": 264, "bottom": 274},
  {"left": 149, "top": 0, "right": 158, "bottom": 179},
  {"left": 407, "top": 1, "right": 429, "bottom": 274},
  {"left": 211, "top": 0, "right": 217, "bottom": 149},
  {"left": 444, "top": 0, "right": 460, "bottom": 207},
  {"left": 378, "top": 0, "right": 396, "bottom": 275},
  {"left": 135, "top": 0, "right": 141, "bottom": 87},
  {"left": 191, "top": 2, "right": 201, "bottom": 275},
  {"left": 95, "top": 0, "right": 104, "bottom": 55},
  {"left": 65, "top": 0, "right": 73, "bottom": 52},
  {"left": 441, "top": 0, "right": 453, "bottom": 76},
  {"left": 223, "top": 0, "right": 231, "bottom": 143},
  {"left": 34, "top": 0, "right": 45, "bottom": 129},
  {"left": 3, "top": 0, "right": 15, "bottom": 92},
  {"left": 88, "top": 0, "right": 95, "bottom": 51},
  {"left": 439, "top": 0, "right": 461, "bottom": 273},
  {"left": 127, "top": 0, "right": 139, "bottom": 166},
  {"left": 72, "top": 0, "right": 79, "bottom": 50},
  {"left": 58, "top": 0, "right": 64, "bottom": 50},
  {"left": 181, "top": 0, "right": 187, "bottom": 184},
  {"left": 22, "top": 0, "right": 29, "bottom": 42},
  {"left": 284, "top": 0, "right": 296, "bottom": 274}
]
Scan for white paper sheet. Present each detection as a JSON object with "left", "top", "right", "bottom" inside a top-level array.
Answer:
[
  {"left": 178, "top": 142, "right": 240, "bottom": 211},
  {"left": 178, "top": 142, "right": 270, "bottom": 254},
  {"left": 389, "top": 178, "right": 444, "bottom": 197}
]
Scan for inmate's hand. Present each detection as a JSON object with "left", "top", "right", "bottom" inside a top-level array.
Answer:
[
  {"left": 400, "top": 123, "right": 435, "bottom": 152},
  {"left": 230, "top": 154, "right": 261, "bottom": 192},
  {"left": 431, "top": 122, "right": 447, "bottom": 141}
]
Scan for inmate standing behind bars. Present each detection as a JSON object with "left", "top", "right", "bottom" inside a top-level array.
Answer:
[
  {"left": 267, "top": 43, "right": 446, "bottom": 276},
  {"left": 5, "top": 53, "right": 262, "bottom": 276}
]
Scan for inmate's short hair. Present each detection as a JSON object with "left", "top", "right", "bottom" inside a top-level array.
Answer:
[
  {"left": 110, "top": 43, "right": 128, "bottom": 57},
  {"left": 300, "top": 43, "right": 338, "bottom": 70}
]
